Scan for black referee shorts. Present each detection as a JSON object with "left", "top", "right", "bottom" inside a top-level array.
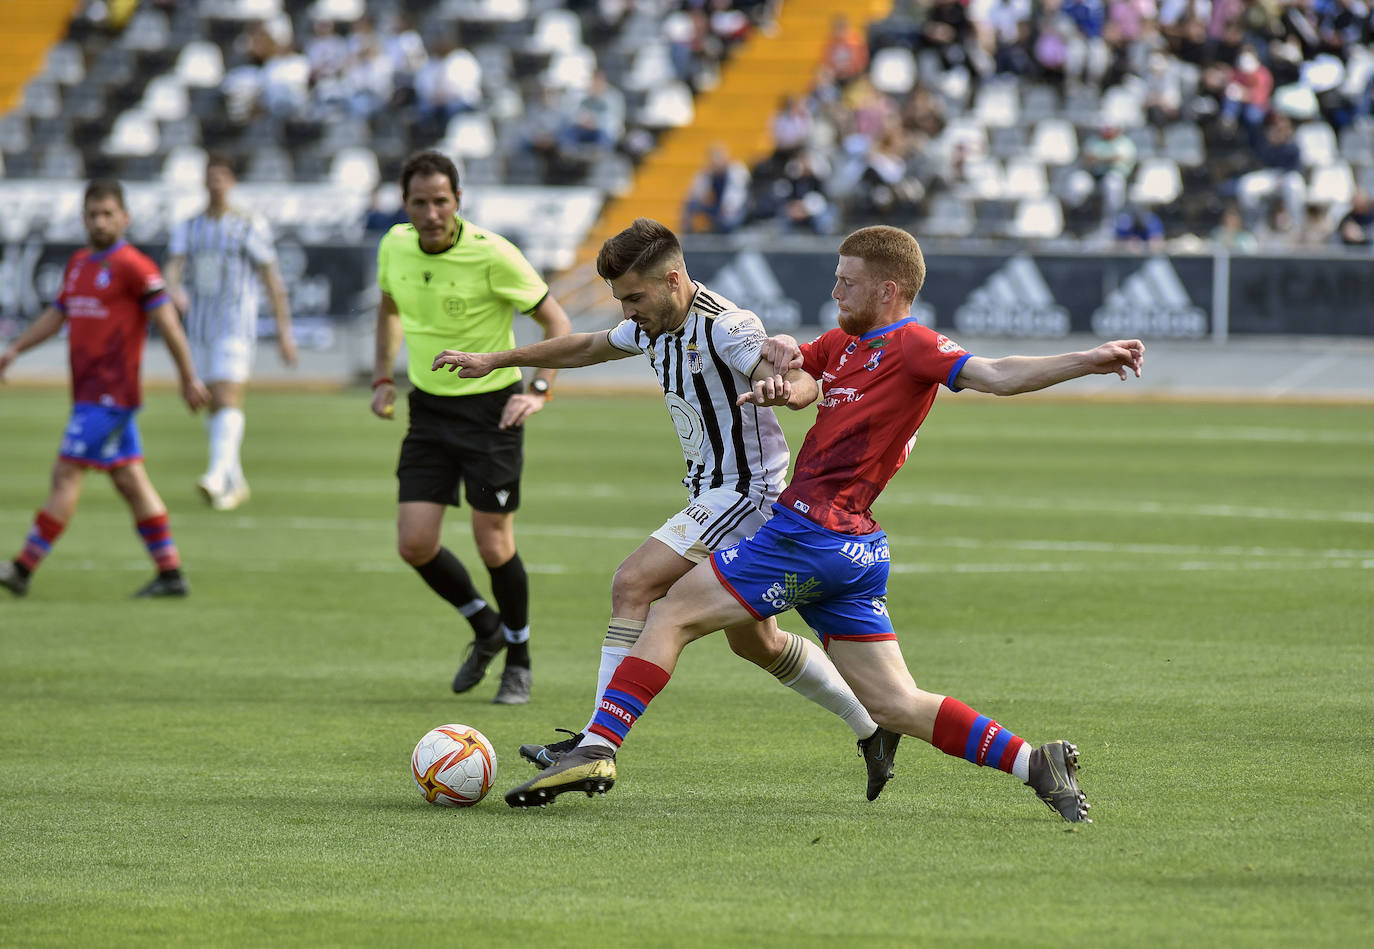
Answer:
[{"left": 397, "top": 384, "right": 523, "bottom": 512}]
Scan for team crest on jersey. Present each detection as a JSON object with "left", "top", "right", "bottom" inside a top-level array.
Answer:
[
  {"left": 95, "top": 268, "right": 111, "bottom": 289},
  {"left": 935, "top": 334, "right": 962, "bottom": 354},
  {"left": 685, "top": 343, "right": 704, "bottom": 374},
  {"left": 864, "top": 349, "right": 884, "bottom": 371}
]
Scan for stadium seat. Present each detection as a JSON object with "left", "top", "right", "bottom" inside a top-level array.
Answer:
[
  {"left": 1295, "top": 122, "right": 1338, "bottom": 169},
  {"left": 529, "top": 8, "right": 583, "bottom": 55},
  {"left": 329, "top": 147, "right": 380, "bottom": 192},
  {"left": 246, "top": 145, "right": 294, "bottom": 183},
  {"left": 177, "top": 42, "right": 225, "bottom": 88},
  {"left": 206, "top": 0, "right": 283, "bottom": 19},
  {"left": 941, "top": 116, "right": 989, "bottom": 158},
  {"left": 1129, "top": 157, "right": 1182, "bottom": 206},
  {"left": 121, "top": 7, "right": 172, "bottom": 52},
  {"left": 973, "top": 81, "right": 1019, "bottom": 129},
  {"left": 43, "top": 43, "right": 85, "bottom": 87},
  {"left": 1338, "top": 122, "right": 1374, "bottom": 168},
  {"left": 105, "top": 110, "right": 161, "bottom": 157},
  {"left": 1100, "top": 81, "right": 1145, "bottom": 129},
  {"left": 988, "top": 125, "right": 1027, "bottom": 160},
  {"left": 21, "top": 80, "right": 62, "bottom": 120},
  {"left": 443, "top": 112, "right": 497, "bottom": 158},
  {"left": 1003, "top": 157, "right": 1049, "bottom": 200},
  {"left": 1127, "top": 126, "right": 1158, "bottom": 159},
  {"left": 1008, "top": 196, "right": 1064, "bottom": 240},
  {"left": 39, "top": 143, "right": 84, "bottom": 179},
  {"left": 545, "top": 48, "right": 596, "bottom": 91},
  {"left": 0, "top": 113, "right": 30, "bottom": 154},
  {"left": 1162, "top": 122, "right": 1205, "bottom": 168},
  {"left": 963, "top": 157, "right": 1005, "bottom": 200},
  {"left": 1021, "top": 84, "right": 1059, "bottom": 124},
  {"left": 869, "top": 47, "right": 917, "bottom": 96},
  {"left": 920, "top": 192, "right": 974, "bottom": 238},
  {"left": 311, "top": 0, "right": 365, "bottom": 21},
  {"left": 1031, "top": 118, "right": 1078, "bottom": 167},
  {"left": 638, "top": 82, "right": 694, "bottom": 129},
  {"left": 1308, "top": 163, "right": 1355, "bottom": 206},
  {"left": 625, "top": 44, "right": 676, "bottom": 91},
  {"left": 142, "top": 75, "right": 189, "bottom": 122}
]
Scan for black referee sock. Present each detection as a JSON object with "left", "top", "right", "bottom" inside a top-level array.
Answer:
[
  {"left": 486, "top": 552, "right": 528, "bottom": 632},
  {"left": 414, "top": 547, "right": 498, "bottom": 637}
]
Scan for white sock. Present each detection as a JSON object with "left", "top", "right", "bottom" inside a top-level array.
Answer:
[
  {"left": 765, "top": 631, "right": 877, "bottom": 739},
  {"left": 457, "top": 598, "right": 488, "bottom": 619},
  {"left": 208, "top": 408, "right": 245, "bottom": 485},
  {"left": 581, "top": 617, "right": 643, "bottom": 735},
  {"left": 501, "top": 623, "right": 530, "bottom": 644},
  {"left": 1012, "top": 743, "right": 1032, "bottom": 781}
]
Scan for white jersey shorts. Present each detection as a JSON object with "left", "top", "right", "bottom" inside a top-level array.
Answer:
[
  {"left": 650, "top": 486, "right": 774, "bottom": 564},
  {"left": 193, "top": 334, "right": 255, "bottom": 385}
]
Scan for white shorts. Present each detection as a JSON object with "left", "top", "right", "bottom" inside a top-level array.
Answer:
[
  {"left": 650, "top": 487, "right": 773, "bottom": 564},
  {"left": 193, "top": 335, "right": 255, "bottom": 385}
]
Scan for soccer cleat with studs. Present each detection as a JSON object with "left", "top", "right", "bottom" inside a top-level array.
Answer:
[
  {"left": 491, "top": 665, "right": 531, "bottom": 704},
  {"left": 519, "top": 728, "right": 586, "bottom": 770},
  {"left": 857, "top": 726, "right": 901, "bottom": 801},
  {"left": 133, "top": 573, "right": 190, "bottom": 598},
  {"left": 505, "top": 744, "right": 616, "bottom": 807},
  {"left": 1025, "top": 740, "right": 1091, "bottom": 822},
  {"left": 0, "top": 560, "right": 30, "bottom": 597},
  {"left": 452, "top": 628, "right": 506, "bottom": 693}
]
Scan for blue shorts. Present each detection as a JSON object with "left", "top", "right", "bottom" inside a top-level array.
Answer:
[
  {"left": 59, "top": 402, "right": 143, "bottom": 470},
  {"left": 710, "top": 504, "right": 895, "bottom": 647}
]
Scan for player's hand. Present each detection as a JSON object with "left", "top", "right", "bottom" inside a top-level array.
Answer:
[
  {"left": 182, "top": 377, "right": 210, "bottom": 411},
  {"left": 499, "top": 393, "right": 545, "bottom": 429},
  {"left": 0, "top": 347, "right": 16, "bottom": 382},
  {"left": 278, "top": 333, "right": 299, "bottom": 368},
  {"left": 371, "top": 381, "right": 396, "bottom": 420},
  {"left": 431, "top": 350, "right": 493, "bottom": 377},
  {"left": 737, "top": 374, "right": 792, "bottom": 407},
  {"left": 1087, "top": 339, "right": 1146, "bottom": 380},
  {"left": 760, "top": 335, "right": 803, "bottom": 372}
]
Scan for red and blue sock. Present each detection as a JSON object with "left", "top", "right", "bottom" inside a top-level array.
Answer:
[
  {"left": 16, "top": 510, "right": 66, "bottom": 574},
  {"left": 931, "top": 696, "right": 1028, "bottom": 777},
  {"left": 586, "top": 656, "right": 672, "bottom": 749},
  {"left": 136, "top": 513, "right": 181, "bottom": 573}
]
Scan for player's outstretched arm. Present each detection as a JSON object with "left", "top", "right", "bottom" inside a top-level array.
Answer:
[
  {"left": 432, "top": 330, "right": 630, "bottom": 376},
  {"left": 955, "top": 339, "right": 1145, "bottom": 396},
  {"left": 738, "top": 365, "right": 820, "bottom": 409},
  {"left": 0, "top": 306, "right": 68, "bottom": 382},
  {"left": 150, "top": 301, "right": 209, "bottom": 411}
]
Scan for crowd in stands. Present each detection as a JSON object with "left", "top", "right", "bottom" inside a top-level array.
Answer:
[
  {"left": 2, "top": 0, "right": 1371, "bottom": 255},
  {"left": 679, "top": 0, "right": 1374, "bottom": 252}
]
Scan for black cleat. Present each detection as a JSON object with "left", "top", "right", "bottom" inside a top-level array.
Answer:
[
  {"left": 1026, "top": 740, "right": 1091, "bottom": 823},
  {"left": 0, "top": 560, "right": 30, "bottom": 597},
  {"left": 505, "top": 744, "right": 616, "bottom": 808},
  {"left": 452, "top": 629, "right": 506, "bottom": 693},
  {"left": 857, "top": 726, "right": 901, "bottom": 801},
  {"left": 133, "top": 574, "right": 189, "bottom": 598},
  {"left": 491, "top": 666, "right": 532, "bottom": 704},
  {"left": 519, "top": 728, "right": 586, "bottom": 770}
]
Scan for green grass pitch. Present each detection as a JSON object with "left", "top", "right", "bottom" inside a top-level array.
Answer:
[{"left": 1, "top": 385, "right": 1371, "bottom": 947}]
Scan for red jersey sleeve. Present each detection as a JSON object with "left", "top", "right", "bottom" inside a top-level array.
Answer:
[
  {"left": 53, "top": 254, "right": 79, "bottom": 314},
  {"left": 901, "top": 325, "right": 973, "bottom": 391},
  {"left": 124, "top": 249, "right": 170, "bottom": 311},
  {"left": 800, "top": 329, "right": 844, "bottom": 379}
]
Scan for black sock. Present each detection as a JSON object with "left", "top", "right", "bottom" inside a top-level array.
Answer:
[
  {"left": 486, "top": 552, "right": 528, "bottom": 632},
  {"left": 159, "top": 568, "right": 182, "bottom": 581},
  {"left": 14, "top": 561, "right": 31, "bottom": 580},
  {"left": 415, "top": 547, "right": 497, "bottom": 636},
  {"left": 505, "top": 640, "right": 530, "bottom": 669}
]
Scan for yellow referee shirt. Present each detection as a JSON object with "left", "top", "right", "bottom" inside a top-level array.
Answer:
[{"left": 377, "top": 217, "right": 549, "bottom": 396}]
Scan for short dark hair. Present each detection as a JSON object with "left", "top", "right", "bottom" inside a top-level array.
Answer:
[
  {"left": 596, "top": 218, "right": 683, "bottom": 281},
  {"left": 401, "top": 150, "right": 459, "bottom": 199},
  {"left": 206, "top": 151, "right": 237, "bottom": 176},
  {"left": 837, "top": 226, "right": 926, "bottom": 304},
  {"left": 84, "top": 178, "right": 126, "bottom": 210}
]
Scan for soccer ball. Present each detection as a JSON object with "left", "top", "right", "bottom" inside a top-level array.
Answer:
[{"left": 411, "top": 723, "right": 498, "bottom": 807}]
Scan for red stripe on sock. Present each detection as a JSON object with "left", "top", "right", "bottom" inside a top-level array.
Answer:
[
  {"left": 998, "top": 736, "right": 1027, "bottom": 773},
  {"left": 609, "top": 656, "right": 672, "bottom": 705},
  {"left": 16, "top": 511, "right": 66, "bottom": 570},
  {"left": 136, "top": 514, "right": 180, "bottom": 571},
  {"left": 930, "top": 696, "right": 979, "bottom": 758}
]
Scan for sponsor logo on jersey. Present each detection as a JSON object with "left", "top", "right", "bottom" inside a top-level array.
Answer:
[
  {"left": 954, "top": 254, "right": 1070, "bottom": 337},
  {"left": 818, "top": 385, "right": 864, "bottom": 408},
  {"left": 705, "top": 251, "right": 803, "bottom": 330},
  {"left": 1090, "top": 257, "right": 1208, "bottom": 338},
  {"left": 684, "top": 503, "right": 711, "bottom": 525},
  {"left": 840, "top": 538, "right": 891, "bottom": 567}
]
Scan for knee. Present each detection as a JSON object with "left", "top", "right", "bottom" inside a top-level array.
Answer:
[
  {"left": 473, "top": 533, "right": 513, "bottom": 567},
  {"left": 610, "top": 561, "right": 669, "bottom": 615},
  {"left": 397, "top": 533, "right": 438, "bottom": 567},
  {"left": 727, "top": 634, "right": 774, "bottom": 666}
]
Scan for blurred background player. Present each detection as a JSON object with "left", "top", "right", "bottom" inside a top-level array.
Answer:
[
  {"left": 0, "top": 179, "right": 209, "bottom": 599},
  {"left": 164, "top": 153, "right": 297, "bottom": 512},
  {"left": 371, "top": 150, "right": 572, "bottom": 704},
  {"left": 433, "top": 218, "right": 901, "bottom": 800}
]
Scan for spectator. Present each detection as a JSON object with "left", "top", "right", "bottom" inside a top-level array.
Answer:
[
  {"left": 343, "top": 33, "right": 394, "bottom": 118},
  {"left": 413, "top": 33, "right": 483, "bottom": 132},
  {"left": 1255, "top": 200, "right": 1301, "bottom": 251},
  {"left": 921, "top": 0, "right": 978, "bottom": 72},
  {"left": 682, "top": 142, "right": 751, "bottom": 234},
  {"left": 1299, "top": 202, "right": 1334, "bottom": 246},
  {"left": 1219, "top": 46, "right": 1274, "bottom": 134},
  {"left": 1210, "top": 203, "right": 1258, "bottom": 252},
  {"left": 1236, "top": 114, "right": 1306, "bottom": 225},
  {"left": 822, "top": 14, "right": 869, "bottom": 84},
  {"left": 1336, "top": 188, "right": 1374, "bottom": 246},
  {"left": 1115, "top": 205, "right": 1166, "bottom": 251},
  {"left": 1143, "top": 51, "right": 1184, "bottom": 126},
  {"left": 769, "top": 94, "right": 813, "bottom": 163},
  {"left": 774, "top": 152, "right": 836, "bottom": 235},
  {"left": 847, "top": 126, "right": 922, "bottom": 225},
  {"left": 1080, "top": 122, "right": 1138, "bottom": 222},
  {"left": 559, "top": 70, "right": 625, "bottom": 152}
]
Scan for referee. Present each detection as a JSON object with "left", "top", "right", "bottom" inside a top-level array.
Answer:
[{"left": 371, "top": 150, "right": 571, "bottom": 704}]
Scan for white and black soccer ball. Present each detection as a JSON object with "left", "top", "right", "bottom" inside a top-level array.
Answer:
[{"left": 411, "top": 723, "right": 498, "bottom": 806}]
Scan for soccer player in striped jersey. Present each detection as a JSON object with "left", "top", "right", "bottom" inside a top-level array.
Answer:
[
  {"left": 505, "top": 225, "right": 1147, "bottom": 820},
  {"left": 0, "top": 179, "right": 209, "bottom": 599},
  {"left": 165, "top": 153, "right": 296, "bottom": 511},
  {"left": 433, "top": 218, "right": 901, "bottom": 800}
]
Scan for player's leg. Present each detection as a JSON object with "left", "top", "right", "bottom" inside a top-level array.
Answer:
[
  {"left": 824, "top": 638, "right": 1089, "bottom": 822},
  {"left": 199, "top": 375, "right": 249, "bottom": 511},
  {"left": 2, "top": 458, "right": 86, "bottom": 597},
  {"left": 109, "top": 461, "right": 189, "bottom": 597}
]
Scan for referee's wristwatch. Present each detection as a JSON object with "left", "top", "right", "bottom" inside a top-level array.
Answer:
[{"left": 530, "top": 378, "right": 551, "bottom": 399}]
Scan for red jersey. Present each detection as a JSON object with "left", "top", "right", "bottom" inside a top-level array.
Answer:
[
  {"left": 54, "top": 240, "right": 169, "bottom": 409},
  {"left": 779, "top": 318, "right": 972, "bottom": 535}
]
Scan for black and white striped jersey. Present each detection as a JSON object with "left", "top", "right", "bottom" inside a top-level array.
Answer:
[
  {"left": 607, "top": 282, "right": 790, "bottom": 505},
  {"left": 168, "top": 207, "right": 276, "bottom": 346}
]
